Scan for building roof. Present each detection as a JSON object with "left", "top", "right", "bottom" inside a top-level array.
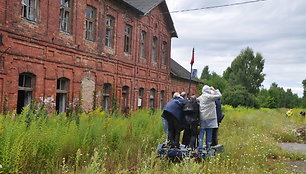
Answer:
[
  {"left": 170, "top": 58, "right": 201, "bottom": 83},
  {"left": 121, "top": 0, "right": 177, "bottom": 37},
  {"left": 123, "top": 0, "right": 164, "bottom": 14}
]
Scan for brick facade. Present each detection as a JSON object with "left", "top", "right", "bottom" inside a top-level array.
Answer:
[{"left": 0, "top": 0, "right": 199, "bottom": 113}]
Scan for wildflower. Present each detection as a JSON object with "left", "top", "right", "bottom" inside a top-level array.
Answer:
[{"left": 0, "top": 164, "right": 2, "bottom": 168}]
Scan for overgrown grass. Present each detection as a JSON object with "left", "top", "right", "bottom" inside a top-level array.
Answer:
[{"left": 0, "top": 106, "right": 305, "bottom": 173}]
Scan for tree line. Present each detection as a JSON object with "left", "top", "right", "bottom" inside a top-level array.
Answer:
[{"left": 199, "top": 47, "right": 306, "bottom": 108}]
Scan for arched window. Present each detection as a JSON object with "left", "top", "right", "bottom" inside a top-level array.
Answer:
[
  {"left": 122, "top": 86, "right": 129, "bottom": 114},
  {"left": 138, "top": 88, "right": 144, "bottom": 109},
  {"left": 56, "top": 78, "right": 69, "bottom": 113},
  {"left": 103, "top": 83, "right": 111, "bottom": 111},
  {"left": 152, "top": 37, "right": 157, "bottom": 63},
  {"left": 161, "top": 41, "right": 167, "bottom": 65},
  {"left": 140, "top": 31, "right": 146, "bottom": 59},
  {"left": 124, "top": 25, "right": 132, "bottom": 54},
  {"left": 150, "top": 88, "right": 156, "bottom": 109},
  {"left": 105, "top": 15, "right": 115, "bottom": 48},
  {"left": 160, "top": 90, "right": 165, "bottom": 109},
  {"left": 17, "top": 72, "right": 35, "bottom": 114}
]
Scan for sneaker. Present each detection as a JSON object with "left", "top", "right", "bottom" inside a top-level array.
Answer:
[{"left": 206, "top": 149, "right": 215, "bottom": 157}]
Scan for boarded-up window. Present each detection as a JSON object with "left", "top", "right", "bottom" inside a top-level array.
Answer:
[{"left": 81, "top": 75, "right": 95, "bottom": 113}]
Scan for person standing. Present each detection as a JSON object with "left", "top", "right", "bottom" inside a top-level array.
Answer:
[
  {"left": 162, "top": 92, "right": 187, "bottom": 148},
  {"left": 211, "top": 98, "right": 224, "bottom": 146},
  {"left": 197, "top": 85, "right": 222, "bottom": 155}
]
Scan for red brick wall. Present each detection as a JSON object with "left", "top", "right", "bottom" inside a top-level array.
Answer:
[{"left": 0, "top": 0, "right": 198, "bottom": 113}]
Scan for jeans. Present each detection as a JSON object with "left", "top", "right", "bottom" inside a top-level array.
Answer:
[
  {"left": 198, "top": 121, "right": 213, "bottom": 152},
  {"left": 162, "top": 117, "right": 168, "bottom": 142}
]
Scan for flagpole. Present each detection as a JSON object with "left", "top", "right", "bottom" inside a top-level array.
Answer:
[
  {"left": 188, "top": 63, "right": 193, "bottom": 97},
  {"left": 188, "top": 48, "right": 194, "bottom": 98}
]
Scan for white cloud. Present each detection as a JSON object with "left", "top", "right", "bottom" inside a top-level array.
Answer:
[{"left": 166, "top": 0, "right": 306, "bottom": 97}]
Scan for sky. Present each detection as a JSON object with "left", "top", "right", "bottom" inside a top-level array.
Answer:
[{"left": 165, "top": 0, "right": 306, "bottom": 97}]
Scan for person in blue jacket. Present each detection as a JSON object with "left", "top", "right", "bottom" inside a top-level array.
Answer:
[
  {"left": 211, "top": 98, "right": 224, "bottom": 146},
  {"left": 162, "top": 92, "right": 187, "bottom": 148}
]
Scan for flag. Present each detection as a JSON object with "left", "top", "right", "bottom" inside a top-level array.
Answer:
[{"left": 190, "top": 48, "right": 194, "bottom": 65}]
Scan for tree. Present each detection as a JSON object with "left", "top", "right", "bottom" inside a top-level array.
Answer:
[
  {"left": 222, "top": 85, "right": 259, "bottom": 108},
  {"left": 223, "top": 47, "right": 265, "bottom": 94},
  {"left": 302, "top": 79, "right": 306, "bottom": 108},
  {"left": 199, "top": 71, "right": 228, "bottom": 95},
  {"left": 200, "top": 66, "right": 210, "bottom": 80}
]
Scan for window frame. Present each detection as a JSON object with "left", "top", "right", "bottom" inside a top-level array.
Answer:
[
  {"left": 160, "top": 90, "right": 165, "bottom": 109},
  {"left": 103, "top": 83, "right": 111, "bottom": 111},
  {"left": 56, "top": 78, "right": 69, "bottom": 113},
  {"left": 22, "top": 0, "right": 38, "bottom": 22},
  {"left": 124, "top": 25, "right": 132, "bottom": 54},
  {"left": 150, "top": 88, "right": 156, "bottom": 109},
  {"left": 60, "top": 0, "right": 72, "bottom": 34},
  {"left": 161, "top": 41, "right": 167, "bottom": 65},
  {"left": 85, "top": 5, "right": 96, "bottom": 41},
  {"left": 140, "top": 31, "right": 147, "bottom": 59},
  {"left": 152, "top": 36, "right": 157, "bottom": 63},
  {"left": 138, "top": 88, "right": 144, "bottom": 109},
  {"left": 17, "top": 72, "right": 35, "bottom": 114},
  {"left": 105, "top": 15, "right": 115, "bottom": 48}
]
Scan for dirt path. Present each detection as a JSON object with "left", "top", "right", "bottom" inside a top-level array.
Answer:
[
  {"left": 277, "top": 143, "right": 306, "bottom": 173},
  {"left": 278, "top": 143, "right": 306, "bottom": 155}
]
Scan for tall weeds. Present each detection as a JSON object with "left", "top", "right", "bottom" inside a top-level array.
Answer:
[{"left": 0, "top": 106, "right": 305, "bottom": 173}]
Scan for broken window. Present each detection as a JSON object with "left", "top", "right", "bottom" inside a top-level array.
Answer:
[
  {"left": 150, "top": 88, "right": 156, "bottom": 109},
  {"left": 105, "top": 15, "right": 115, "bottom": 48},
  {"left": 140, "top": 31, "right": 146, "bottom": 59},
  {"left": 56, "top": 78, "right": 69, "bottom": 113},
  {"left": 124, "top": 25, "right": 132, "bottom": 54},
  {"left": 103, "top": 83, "right": 111, "bottom": 111},
  {"left": 60, "top": 0, "right": 72, "bottom": 33},
  {"left": 138, "top": 88, "right": 144, "bottom": 109},
  {"left": 22, "top": 0, "right": 38, "bottom": 21},
  {"left": 85, "top": 6, "right": 96, "bottom": 41},
  {"left": 160, "top": 90, "right": 165, "bottom": 109},
  {"left": 17, "top": 72, "right": 35, "bottom": 114},
  {"left": 152, "top": 37, "right": 157, "bottom": 63},
  {"left": 162, "top": 41, "right": 167, "bottom": 65}
]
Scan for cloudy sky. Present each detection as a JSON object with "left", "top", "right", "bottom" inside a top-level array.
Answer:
[{"left": 165, "top": 0, "right": 306, "bottom": 97}]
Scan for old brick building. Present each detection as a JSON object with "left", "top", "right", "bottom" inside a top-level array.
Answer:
[{"left": 0, "top": 0, "right": 199, "bottom": 113}]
